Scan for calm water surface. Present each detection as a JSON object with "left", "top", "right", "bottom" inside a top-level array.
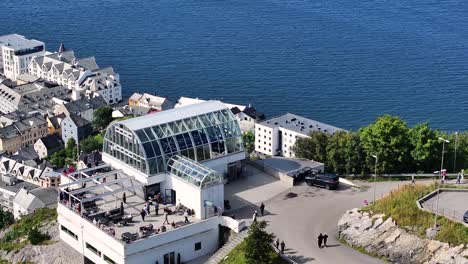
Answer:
[{"left": 1, "top": 0, "right": 468, "bottom": 131}]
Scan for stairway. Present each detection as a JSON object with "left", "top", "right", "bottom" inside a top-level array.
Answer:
[{"left": 206, "top": 230, "right": 248, "bottom": 264}]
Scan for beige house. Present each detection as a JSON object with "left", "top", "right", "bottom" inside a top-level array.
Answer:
[
  {"left": 0, "top": 115, "right": 47, "bottom": 154},
  {"left": 128, "top": 92, "right": 174, "bottom": 111}
]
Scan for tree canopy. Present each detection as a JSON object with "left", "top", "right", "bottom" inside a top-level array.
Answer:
[
  {"left": 92, "top": 106, "right": 114, "bottom": 131},
  {"left": 242, "top": 131, "right": 255, "bottom": 154},
  {"left": 244, "top": 221, "right": 276, "bottom": 264}
]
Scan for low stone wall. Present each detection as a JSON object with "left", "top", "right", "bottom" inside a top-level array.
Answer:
[{"left": 338, "top": 208, "right": 468, "bottom": 264}]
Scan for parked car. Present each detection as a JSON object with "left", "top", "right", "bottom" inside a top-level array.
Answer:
[
  {"left": 305, "top": 173, "right": 339, "bottom": 190},
  {"left": 464, "top": 210, "right": 468, "bottom": 223}
]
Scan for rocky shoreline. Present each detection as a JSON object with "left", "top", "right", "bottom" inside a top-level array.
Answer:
[
  {"left": 0, "top": 221, "right": 82, "bottom": 264},
  {"left": 338, "top": 208, "right": 468, "bottom": 264}
]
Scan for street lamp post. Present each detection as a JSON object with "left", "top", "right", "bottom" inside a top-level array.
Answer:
[
  {"left": 435, "top": 137, "right": 450, "bottom": 228},
  {"left": 372, "top": 154, "right": 378, "bottom": 204},
  {"left": 453, "top": 132, "right": 458, "bottom": 173}
]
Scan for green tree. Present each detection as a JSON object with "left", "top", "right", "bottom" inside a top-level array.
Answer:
[
  {"left": 92, "top": 106, "right": 114, "bottom": 131},
  {"left": 409, "top": 123, "right": 441, "bottom": 172},
  {"left": 326, "top": 131, "right": 349, "bottom": 174},
  {"left": 242, "top": 131, "right": 255, "bottom": 154},
  {"left": 244, "top": 221, "right": 276, "bottom": 264},
  {"left": 80, "top": 134, "right": 104, "bottom": 153},
  {"left": 293, "top": 131, "right": 329, "bottom": 163},
  {"left": 28, "top": 228, "right": 50, "bottom": 245},
  {"left": 65, "top": 138, "right": 77, "bottom": 160},
  {"left": 344, "top": 133, "right": 366, "bottom": 175},
  {"left": 0, "top": 210, "right": 13, "bottom": 230},
  {"left": 359, "top": 115, "right": 411, "bottom": 173}
]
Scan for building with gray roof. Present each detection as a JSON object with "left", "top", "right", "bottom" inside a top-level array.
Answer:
[{"left": 255, "top": 113, "right": 343, "bottom": 158}]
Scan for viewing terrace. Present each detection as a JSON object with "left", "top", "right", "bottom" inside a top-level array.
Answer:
[{"left": 59, "top": 165, "right": 201, "bottom": 244}]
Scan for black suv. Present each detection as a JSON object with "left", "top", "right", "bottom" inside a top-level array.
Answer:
[
  {"left": 464, "top": 211, "right": 468, "bottom": 224},
  {"left": 287, "top": 166, "right": 314, "bottom": 184},
  {"left": 305, "top": 172, "right": 339, "bottom": 190}
]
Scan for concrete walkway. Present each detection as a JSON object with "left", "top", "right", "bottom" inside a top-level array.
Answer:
[{"left": 231, "top": 180, "right": 421, "bottom": 264}]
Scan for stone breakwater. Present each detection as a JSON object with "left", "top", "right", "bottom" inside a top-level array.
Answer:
[{"left": 338, "top": 208, "right": 468, "bottom": 264}]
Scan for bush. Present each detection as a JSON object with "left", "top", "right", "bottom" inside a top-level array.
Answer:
[
  {"left": 28, "top": 228, "right": 50, "bottom": 245},
  {"left": 0, "top": 210, "right": 14, "bottom": 230}
]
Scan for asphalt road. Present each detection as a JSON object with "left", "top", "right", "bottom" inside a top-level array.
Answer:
[
  {"left": 232, "top": 180, "right": 413, "bottom": 264},
  {"left": 421, "top": 191, "right": 468, "bottom": 224}
]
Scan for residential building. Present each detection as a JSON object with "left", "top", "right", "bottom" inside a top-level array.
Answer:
[
  {"left": 0, "top": 81, "right": 71, "bottom": 115},
  {"left": 0, "top": 157, "right": 53, "bottom": 186},
  {"left": 0, "top": 34, "right": 45, "bottom": 81},
  {"left": 28, "top": 45, "right": 122, "bottom": 104},
  {"left": 255, "top": 113, "right": 343, "bottom": 158},
  {"left": 0, "top": 114, "right": 48, "bottom": 154},
  {"left": 112, "top": 105, "right": 151, "bottom": 119},
  {"left": 0, "top": 175, "right": 37, "bottom": 214},
  {"left": 128, "top": 93, "right": 174, "bottom": 111},
  {"left": 34, "top": 133, "right": 64, "bottom": 159},
  {"left": 231, "top": 106, "right": 265, "bottom": 133},
  {"left": 46, "top": 113, "right": 66, "bottom": 135},
  {"left": 102, "top": 100, "right": 245, "bottom": 188},
  {"left": 77, "top": 151, "right": 102, "bottom": 170},
  {"left": 54, "top": 96, "right": 107, "bottom": 122},
  {"left": 61, "top": 114, "right": 92, "bottom": 144},
  {"left": 175, "top": 96, "right": 245, "bottom": 111},
  {"left": 12, "top": 187, "right": 57, "bottom": 219}
]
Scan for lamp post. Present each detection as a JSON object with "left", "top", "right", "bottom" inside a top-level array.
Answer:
[
  {"left": 435, "top": 137, "right": 450, "bottom": 228},
  {"left": 453, "top": 132, "right": 458, "bottom": 173},
  {"left": 372, "top": 154, "right": 378, "bottom": 204}
]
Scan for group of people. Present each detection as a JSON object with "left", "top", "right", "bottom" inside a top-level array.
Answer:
[
  {"left": 275, "top": 239, "right": 286, "bottom": 254},
  {"left": 252, "top": 202, "right": 266, "bottom": 222},
  {"left": 318, "top": 233, "right": 329, "bottom": 248}
]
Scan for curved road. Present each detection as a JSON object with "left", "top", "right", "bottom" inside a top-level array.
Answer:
[{"left": 233, "top": 180, "right": 409, "bottom": 263}]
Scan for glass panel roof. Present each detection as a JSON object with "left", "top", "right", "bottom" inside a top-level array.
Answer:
[{"left": 167, "top": 155, "right": 223, "bottom": 189}]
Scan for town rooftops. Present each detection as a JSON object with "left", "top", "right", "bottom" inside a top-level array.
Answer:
[
  {"left": 259, "top": 113, "right": 343, "bottom": 136},
  {"left": 14, "top": 187, "right": 58, "bottom": 211},
  {"left": 68, "top": 114, "right": 90, "bottom": 127},
  {"left": 0, "top": 34, "right": 44, "bottom": 51},
  {"left": 37, "top": 134, "right": 64, "bottom": 150},
  {"left": 118, "top": 100, "right": 228, "bottom": 131},
  {"left": 0, "top": 177, "right": 38, "bottom": 194},
  {"left": 63, "top": 97, "right": 106, "bottom": 114},
  {"left": 16, "top": 73, "right": 40, "bottom": 84}
]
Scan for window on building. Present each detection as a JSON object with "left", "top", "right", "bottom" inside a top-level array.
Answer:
[
  {"left": 86, "top": 242, "right": 101, "bottom": 257},
  {"left": 103, "top": 255, "right": 116, "bottom": 264},
  {"left": 195, "top": 242, "right": 202, "bottom": 251},
  {"left": 60, "top": 225, "right": 78, "bottom": 240}
]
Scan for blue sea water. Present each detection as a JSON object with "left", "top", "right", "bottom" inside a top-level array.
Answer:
[{"left": 1, "top": 0, "right": 467, "bottom": 131}]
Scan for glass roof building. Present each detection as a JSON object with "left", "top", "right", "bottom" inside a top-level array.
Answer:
[
  {"left": 102, "top": 101, "right": 245, "bottom": 185},
  {"left": 167, "top": 155, "right": 222, "bottom": 189}
]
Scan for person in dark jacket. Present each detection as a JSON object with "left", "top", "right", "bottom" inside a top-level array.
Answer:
[
  {"left": 140, "top": 209, "right": 146, "bottom": 222},
  {"left": 280, "top": 240, "right": 285, "bottom": 254},
  {"left": 122, "top": 192, "right": 127, "bottom": 204},
  {"left": 260, "top": 203, "right": 265, "bottom": 216},
  {"left": 318, "top": 233, "right": 324, "bottom": 248},
  {"left": 323, "top": 233, "right": 329, "bottom": 247},
  {"left": 275, "top": 238, "right": 280, "bottom": 249}
]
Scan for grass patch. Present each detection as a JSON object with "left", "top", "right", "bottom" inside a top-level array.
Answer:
[
  {"left": 0, "top": 208, "right": 57, "bottom": 252},
  {"left": 220, "top": 241, "right": 287, "bottom": 264},
  {"left": 363, "top": 184, "right": 468, "bottom": 246}
]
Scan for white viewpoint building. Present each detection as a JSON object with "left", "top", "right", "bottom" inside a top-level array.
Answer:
[
  {"left": 58, "top": 101, "right": 246, "bottom": 264},
  {"left": 255, "top": 113, "right": 343, "bottom": 158}
]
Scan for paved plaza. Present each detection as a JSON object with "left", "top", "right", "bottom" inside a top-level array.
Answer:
[{"left": 420, "top": 190, "right": 468, "bottom": 224}]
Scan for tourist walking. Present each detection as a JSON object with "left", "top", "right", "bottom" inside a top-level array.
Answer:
[
  {"left": 280, "top": 240, "right": 285, "bottom": 254},
  {"left": 457, "top": 172, "right": 462, "bottom": 184},
  {"left": 323, "top": 233, "right": 328, "bottom": 247},
  {"left": 163, "top": 212, "right": 169, "bottom": 225},
  {"left": 140, "top": 209, "right": 146, "bottom": 222},
  {"left": 120, "top": 202, "right": 124, "bottom": 216},
  {"left": 155, "top": 202, "right": 159, "bottom": 216},
  {"left": 260, "top": 203, "right": 265, "bottom": 216},
  {"left": 122, "top": 192, "right": 127, "bottom": 204},
  {"left": 252, "top": 210, "right": 257, "bottom": 223},
  {"left": 275, "top": 238, "right": 280, "bottom": 249},
  {"left": 318, "top": 233, "right": 324, "bottom": 248},
  {"left": 411, "top": 174, "right": 415, "bottom": 185},
  {"left": 184, "top": 210, "right": 189, "bottom": 223}
]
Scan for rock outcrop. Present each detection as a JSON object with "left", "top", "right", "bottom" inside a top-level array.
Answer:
[
  {"left": 0, "top": 220, "right": 82, "bottom": 264},
  {"left": 338, "top": 208, "right": 468, "bottom": 264}
]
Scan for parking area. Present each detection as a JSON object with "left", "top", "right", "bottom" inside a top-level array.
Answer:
[
  {"left": 224, "top": 165, "right": 290, "bottom": 211},
  {"left": 420, "top": 190, "right": 468, "bottom": 224},
  {"left": 259, "top": 156, "right": 324, "bottom": 173}
]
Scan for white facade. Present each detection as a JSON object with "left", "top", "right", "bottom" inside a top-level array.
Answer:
[
  {"left": 0, "top": 34, "right": 45, "bottom": 81},
  {"left": 58, "top": 203, "right": 227, "bottom": 264},
  {"left": 255, "top": 113, "right": 343, "bottom": 158},
  {"left": 28, "top": 51, "right": 122, "bottom": 104}
]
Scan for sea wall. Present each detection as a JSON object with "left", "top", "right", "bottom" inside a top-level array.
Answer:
[{"left": 338, "top": 208, "right": 468, "bottom": 264}]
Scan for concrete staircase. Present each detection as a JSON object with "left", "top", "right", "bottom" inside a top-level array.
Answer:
[{"left": 206, "top": 230, "right": 248, "bottom": 264}]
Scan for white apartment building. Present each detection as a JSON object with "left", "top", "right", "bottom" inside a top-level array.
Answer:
[
  {"left": 0, "top": 34, "right": 45, "bottom": 81},
  {"left": 28, "top": 46, "right": 121, "bottom": 104},
  {"left": 255, "top": 113, "right": 343, "bottom": 158}
]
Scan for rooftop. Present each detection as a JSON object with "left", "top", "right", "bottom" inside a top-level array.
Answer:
[
  {"left": 259, "top": 113, "right": 343, "bottom": 136},
  {"left": 0, "top": 34, "right": 44, "bottom": 51},
  {"left": 0, "top": 177, "right": 38, "bottom": 194},
  {"left": 119, "top": 100, "right": 228, "bottom": 131},
  {"left": 59, "top": 166, "right": 201, "bottom": 243}
]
